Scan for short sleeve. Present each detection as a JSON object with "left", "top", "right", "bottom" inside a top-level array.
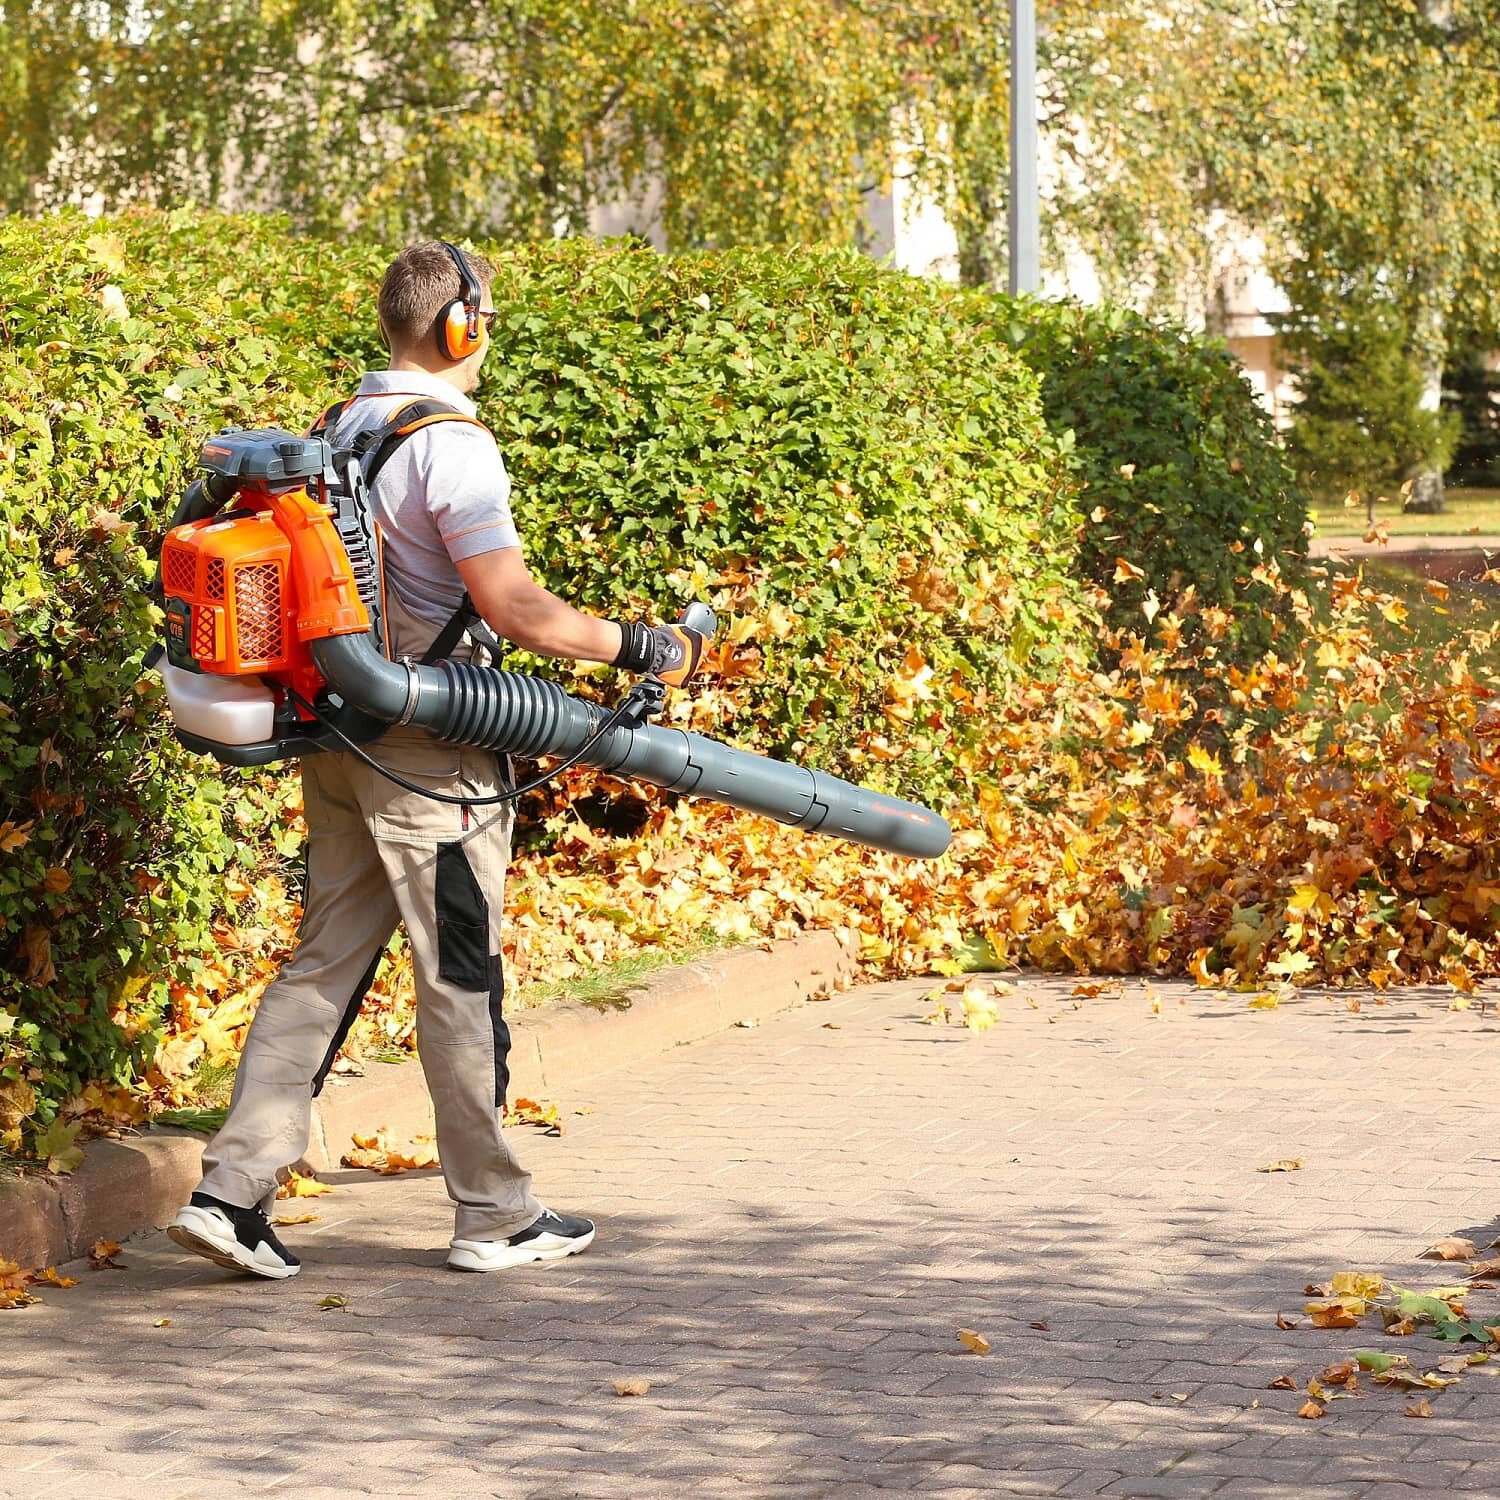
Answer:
[{"left": 412, "top": 421, "right": 522, "bottom": 561}]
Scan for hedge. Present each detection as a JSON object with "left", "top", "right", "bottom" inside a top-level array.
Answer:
[
  {"left": 0, "top": 210, "right": 1079, "bottom": 1145},
  {"left": 1003, "top": 300, "right": 1308, "bottom": 660}
]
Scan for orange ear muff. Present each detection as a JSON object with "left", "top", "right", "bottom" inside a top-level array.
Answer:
[
  {"left": 439, "top": 298, "right": 482, "bottom": 361},
  {"left": 436, "top": 241, "right": 484, "bottom": 362}
]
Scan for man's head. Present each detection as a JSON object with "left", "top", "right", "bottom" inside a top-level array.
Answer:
[{"left": 377, "top": 240, "right": 496, "bottom": 392}]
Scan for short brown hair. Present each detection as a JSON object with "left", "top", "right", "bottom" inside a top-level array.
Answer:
[{"left": 377, "top": 240, "right": 495, "bottom": 349}]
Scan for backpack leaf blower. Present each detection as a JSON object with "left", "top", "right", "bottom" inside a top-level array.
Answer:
[{"left": 151, "top": 427, "right": 951, "bottom": 860}]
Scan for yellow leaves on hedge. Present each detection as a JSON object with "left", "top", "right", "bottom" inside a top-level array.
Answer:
[{"left": 0, "top": 820, "right": 34, "bottom": 853}]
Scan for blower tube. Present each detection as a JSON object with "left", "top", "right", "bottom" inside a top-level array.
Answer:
[{"left": 310, "top": 633, "right": 951, "bottom": 860}]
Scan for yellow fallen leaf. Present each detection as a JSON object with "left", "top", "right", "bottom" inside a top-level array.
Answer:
[
  {"left": 1257, "top": 1159, "right": 1303, "bottom": 1173},
  {"left": 272, "top": 1213, "right": 321, "bottom": 1226},
  {"left": 316, "top": 1294, "right": 349, "bottom": 1310},
  {"left": 1331, "top": 1271, "right": 1383, "bottom": 1300},
  {"left": 153, "top": 1318, "right": 171, "bottom": 1328},
  {"left": 955, "top": 1327, "right": 992, "bottom": 1355},
  {"left": 278, "top": 1171, "right": 333, "bottom": 1198},
  {"left": 613, "top": 1377, "right": 651, "bottom": 1397}
]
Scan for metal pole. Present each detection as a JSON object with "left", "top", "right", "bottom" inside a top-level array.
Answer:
[{"left": 1008, "top": 0, "right": 1040, "bottom": 294}]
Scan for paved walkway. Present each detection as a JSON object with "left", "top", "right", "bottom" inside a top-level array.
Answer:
[{"left": 5, "top": 975, "right": 1500, "bottom": 1499}]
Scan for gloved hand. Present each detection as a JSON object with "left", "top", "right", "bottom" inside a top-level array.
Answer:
[{"left": 612, "top": 619, "right": 707, "bottom": 688}]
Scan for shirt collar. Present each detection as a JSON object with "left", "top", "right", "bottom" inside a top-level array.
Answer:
[{"left": 356, "top": 368, "right": 479, "bottom": 418}]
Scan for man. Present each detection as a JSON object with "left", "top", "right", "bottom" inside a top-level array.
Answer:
[{"left": 168, "top": 241, "right": 701, "bottom": 1279}]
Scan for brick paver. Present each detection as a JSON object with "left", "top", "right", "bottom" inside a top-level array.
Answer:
[{"left": 4, "top": 975, "right": 1499, "bottom": 1498}]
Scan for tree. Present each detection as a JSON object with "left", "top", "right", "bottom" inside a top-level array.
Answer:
[
  {"left": 0, "top": 0, "right": 1004, "bottom": 256},
  {"left": 1281, "top": 301, "right": 1460, "bottom": 505}
]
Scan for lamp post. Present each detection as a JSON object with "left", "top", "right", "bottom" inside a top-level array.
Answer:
[{"left": 1008, "top": 0, "right": 1040, "bottom": 294}]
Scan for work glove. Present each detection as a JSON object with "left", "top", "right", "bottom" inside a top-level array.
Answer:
[{"left": 612, "top": 620, "right": 707, "bottom": 688}]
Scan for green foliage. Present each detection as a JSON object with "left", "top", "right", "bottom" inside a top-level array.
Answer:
[
  {"left": 3, "top": 0, "right": 1002, "bottom": 262},
  {"left": 0, "top": 208, "right": 1078, "bottom": 1143},
  {"left": 1283, "top": 304, "right": 1460, "bottom": 502},
  {"left": 1004, "top": 299, "right": 1308, "bottom": 659},
  {"left": 480, "top": 240, "right": 1078, "bottom": 792}
]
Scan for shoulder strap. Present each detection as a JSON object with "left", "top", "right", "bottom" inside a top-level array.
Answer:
[
  {"left": 419, "top": 594, "right": 506, "bottom": 667},
  {"left": 307, "top": 398, "right": 352, "bottom": 437},
  {"left": 356, "top": 399, "right": 486, "bottom": 492}
]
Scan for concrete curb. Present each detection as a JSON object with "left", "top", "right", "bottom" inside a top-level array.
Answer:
[{"left": 0, "top": 930, "right": 857, "bottom": 1268}]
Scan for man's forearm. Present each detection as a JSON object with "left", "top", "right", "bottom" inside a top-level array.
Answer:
[{"left": 483, "top": 579, "right": 623, "bottom": 664}]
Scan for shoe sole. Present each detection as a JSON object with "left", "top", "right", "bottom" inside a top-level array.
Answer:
[
  {"left": 168, "top": 1214, "right": 301, "bottom": 1280},
  {"left": 447, "top": 1227, "right": 596, "bottom": 1272}
]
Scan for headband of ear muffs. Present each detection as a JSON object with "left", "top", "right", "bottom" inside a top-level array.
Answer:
[{"left": 436, "top": 241, "right": 483, "bottom": 361}]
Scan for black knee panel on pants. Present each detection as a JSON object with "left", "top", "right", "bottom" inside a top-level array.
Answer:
[{"left": 435, "top": 841, "right": 490, "bottom": 991}]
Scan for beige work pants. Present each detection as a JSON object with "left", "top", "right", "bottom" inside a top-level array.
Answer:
[{"left": 196, "top": 725, "right": 541, "bottom": 1242}]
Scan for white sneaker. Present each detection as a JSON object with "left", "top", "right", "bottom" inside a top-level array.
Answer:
[
  {"left": 167, "top": 1193, "right": 302, "bottom": 1279},
  {"left": 448, "top": 1207, "right": 596, "bottom": 1272}
]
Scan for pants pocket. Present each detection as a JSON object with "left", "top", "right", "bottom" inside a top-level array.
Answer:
[{"left": 435, "top": 841, "right": 489, "bottom": 991}]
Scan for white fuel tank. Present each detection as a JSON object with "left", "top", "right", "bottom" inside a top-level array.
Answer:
[{"left": 162, "top": 661, "right": 276, "bottom": 745}]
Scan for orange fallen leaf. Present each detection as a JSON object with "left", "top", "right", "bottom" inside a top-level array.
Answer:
[
  {"left": 613, "top": 1377, "right": 651, "bottom": 1397},
  {"left": 1267, "top": 1374, "right": 1298, "bottom": 1390},
  {"left": 89, "top": 1239, "right": 126, "bottom": 1269},
  {"left": 955, "top": 1327, "right": 992, "bottom": 1355},
  {"left": 1405, "top": 1398, "right": 1434, "bottom": 1418},
  {"left": 1385, "top": 1316, "right": 1417, "bottom": 1337},
  {"left": 1275, "top": 1313, "right": 1299, "bottom": 1330},
  {"left": 1297, "top": 1400, "right": 1325, "bottom": 1420},
  {"left": 1319, "top": 1361, "right": 1356, "bottom": 1387},
  {"left": 1309, "top": 1305, "right": 1360, "bottom": 1330},
  {"left": 1422, "top": 1238, "right": 1478, "bottom": 1262},
  {"left": 34, "top": 1266, "right": 78, "bottom": 1288}
]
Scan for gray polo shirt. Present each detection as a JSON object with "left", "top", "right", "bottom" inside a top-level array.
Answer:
[{"left": 327, "top": 369, "right": 521, "bottom": 629}]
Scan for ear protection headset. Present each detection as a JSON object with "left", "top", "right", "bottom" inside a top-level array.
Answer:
[{"left": 436, "top": 240, "right": 484, "bottom": 361}]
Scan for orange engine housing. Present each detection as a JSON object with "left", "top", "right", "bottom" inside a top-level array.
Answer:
[{"left": 159, "top": 482, "right": 371, "bottom": 708}]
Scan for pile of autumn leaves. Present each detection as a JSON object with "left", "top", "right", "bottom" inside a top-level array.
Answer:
[{"left": 123, "top": 545, "right": 1500, "bottom": 1111}]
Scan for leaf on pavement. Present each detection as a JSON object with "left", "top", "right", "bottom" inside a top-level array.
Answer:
[
  {"left": 89, "top": 1239, "right": 126, "bottom": 1269},
  {"left": 343, "top": 1127, "right": 439, "bottom": 1174},
  {"left": 1275, "top": 1313, "right": 1299, "bottom": 1330},
  {"left": 1257, "top": 1159, "right": 1303, "bottom": 1173},
  {"left": 955, "top": 1327, "right": 992, "bottom": 1355},
  {"left": 1296, "top": 1400, "right": 1325, "bottom": 1420},
  {"left": 1331, "top": 1271, "right": 1384, "bottom": 1300},
  {"left": 278, "top": 1170, "right": 333, "bottom": 1198},
  {"left": 506, "top": 1097, "right": 564, "bottom": 1135},
  {"left": 272, "top": 1213, "right": 321, "bottom": 1226},
  {"left": 1319, "top": 1361, "right": 1356, "bottom": 1387},
  {"left": 613, "top": 1377, "right": 651, "bottom": 1397},
  {"left": 153, "top": 1318, "right": 171, "bottom": 1327},
  {"left": 1355, "top": 1351, "right": 1401, "bottom": 1374},
  {"left": 1422, "top": 1238, "right": 1478, "bottom": 1262},
  {"left": 1405, "top": 1398, "right": 1434, "bottom": 1418},
  {"left": 1267, "top": 1374, "right": 1298, "bottom": 1390},
  {"left": 1307, "top": 1301, "right": 1361, "bottom": 1329},
  {"left": 316, "top": 1294, "right": 349, "bottom": 1311}
]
